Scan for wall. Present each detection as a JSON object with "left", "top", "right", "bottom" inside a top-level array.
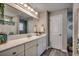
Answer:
[
  {"left": 63, "top": 9, "right": 67, "bottom": 52},
  {"left": 73, "top": 3, "right": 79, "bottom": 55},
  {"left": 0, "top": 4, "right": 19, "bottom": 35},
  {"left": 35, "top": 12, "right": 48, "bottom": 34},
  {"left": 50, "top": 9, "right": 67, "bottom": 52},
  {"left": 34, "top": 11, "right": 48, "bottom": 48}
]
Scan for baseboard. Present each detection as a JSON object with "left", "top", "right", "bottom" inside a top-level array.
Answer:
[
  {"left": 46, "top": 46, "right": 51, "bottom": 49},
  {"left": 61, "top": 49, "right": 67, "bottom": 53}
]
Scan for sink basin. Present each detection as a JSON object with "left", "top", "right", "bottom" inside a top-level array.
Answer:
[{"left": 27, "top": 34, "right": 32, "bottom": 38}]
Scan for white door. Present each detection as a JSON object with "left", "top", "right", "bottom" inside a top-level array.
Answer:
[{"left": 50, "top": 14, "right": 63, "bottom": 50}]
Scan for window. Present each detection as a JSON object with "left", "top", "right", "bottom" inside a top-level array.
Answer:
[
  {"left": 19, "top": 22, "right": 24, "bottom": 31},
  {"left": 19, "top": 20, "right": 27, "bottom": 34}
]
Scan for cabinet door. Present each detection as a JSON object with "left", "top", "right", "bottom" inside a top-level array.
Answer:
[
  {"left": 37, "top": 36, "right": 47, "bottom": 56},
  {"left": 37, "top": 38, "right": 43, "bottom": 56},
  {"left": 25, "top": 40, "right": 37, "bottom": 56},
  {"left": 25, "top": 45, "right": 37, "bottom": 56},
  {"left": 42, "top": 36, "right": 47, "bottom": 52},
  {"left": 17, "top": 51, "right": 24, "bottom": 56}
]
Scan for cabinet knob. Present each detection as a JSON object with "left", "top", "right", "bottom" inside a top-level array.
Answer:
[
  {"left": 37, "top": 44, "right": 38, "bottom": 46},
  {"left": 13, "top": 52, "right": 16, "bottom": 55},
  {"left": 59, "top": 34, "right": 62, "bottom": 36}
]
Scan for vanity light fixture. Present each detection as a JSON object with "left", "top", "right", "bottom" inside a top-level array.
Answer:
[{"left": 19, "top": 3, "right": 38, "bottom": 16}]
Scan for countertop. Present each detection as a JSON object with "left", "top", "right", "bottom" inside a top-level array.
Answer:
[{"left": 0, "top": 34, "right": 46, "bottom": 52}]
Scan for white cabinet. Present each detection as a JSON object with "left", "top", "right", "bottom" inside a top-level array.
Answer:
[
  {"left": 37, "top": 36, "right": 47, "bottom": 56},
  {"left": 42, "top": 36, "right": 47, "bottom": 52},
  {"left": 25, "top": 46, "right": 37, "bottom": 56},
  {"left": 25, "top": 36, "right": 47, "bottom": 56},
  {"left": 25, "top": 40, "right": 37, "bottom": 56},
  {"left": 17, "top": 52, "right": 24, "bottom": 56},
  {"left": 37, "top": 38, "right": 43, "bottom": 56},
  {"left": 0, "top": 35, "right": 47, "bottom": 56},
  {"left": 0, "top": 45, "right": 24, "bottom": 56}
]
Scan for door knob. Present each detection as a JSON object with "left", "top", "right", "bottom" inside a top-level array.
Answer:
[
  {"left": 12, "top": 52, "right": 16, "bottom": 55},
  {"left": 37, "top": 44, "right": 38, "bottom": 46},
  {"left": 59, "top": 34, "right": 62, "bottom": 36}
]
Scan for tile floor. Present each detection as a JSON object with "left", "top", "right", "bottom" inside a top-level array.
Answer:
[{"left": 41, "top": 48, "right": 72, "bottom": 56}]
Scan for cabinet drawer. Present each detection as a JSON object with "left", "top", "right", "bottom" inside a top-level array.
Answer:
[
  {"left": 25, "top": 40, "right": 37, "bottom": 49},
  {"left": 25, "top": 46, "right": 37, "bottom": 56},
  {"left": 17, "top": 51, "right": 24, "bottom": 56},
  {"left": 0, "top": 45, "right": 24, "bottom": 56}
]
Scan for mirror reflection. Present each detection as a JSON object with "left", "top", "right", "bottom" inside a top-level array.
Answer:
[{"left": 0, "top": 4, "right": 35, "bottom": 35}]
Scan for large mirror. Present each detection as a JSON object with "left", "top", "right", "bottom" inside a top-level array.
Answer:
[{"left": 0, "top": 4, "right": 36, "bottom": 35}]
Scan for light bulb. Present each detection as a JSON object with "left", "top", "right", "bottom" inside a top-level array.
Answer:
[
  {"left": 24, "top": 4, "right": 28, "bottom": 7},
  {"left": 28, "top": 6, "right": 31, "bottom": 10},
  {"left": 20, "top": 3, "right": 24, "bottom": 5},
  {"left": 31, "top": 8, "right": 34, "bottom": 12},
  {"left": 35, "top": 12, "right": 38, "bottom": 15}
]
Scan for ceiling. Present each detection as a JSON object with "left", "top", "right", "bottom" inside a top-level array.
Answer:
[{"left": 29, "top": 3, "right": 73, "bottom": 12}]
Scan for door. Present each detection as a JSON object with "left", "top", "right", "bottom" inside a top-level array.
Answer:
[{"left": 50, "top": 14, "right": 63, "bottom": 50}]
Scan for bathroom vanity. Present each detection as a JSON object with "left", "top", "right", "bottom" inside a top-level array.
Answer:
[{"left": 0, "top": 34, "right": 47, "bottom": 56}]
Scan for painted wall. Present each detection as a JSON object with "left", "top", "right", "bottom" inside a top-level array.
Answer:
[
  {"left": 35, "top": 12, "right": 48, "bottom": 34},
  {"left": 73, "top": 3, "right": 79, "bottom": 55},
  {"left": 34, "top": 11, "right": 48, "bottom": 48}
]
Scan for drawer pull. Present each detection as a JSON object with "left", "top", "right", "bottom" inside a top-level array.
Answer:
[
  {"left": 37, "top": 44, "right": 38, "bottom": 46},
  {"left": 13, "top": 52, "right": 16, "bottom": 55}
]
